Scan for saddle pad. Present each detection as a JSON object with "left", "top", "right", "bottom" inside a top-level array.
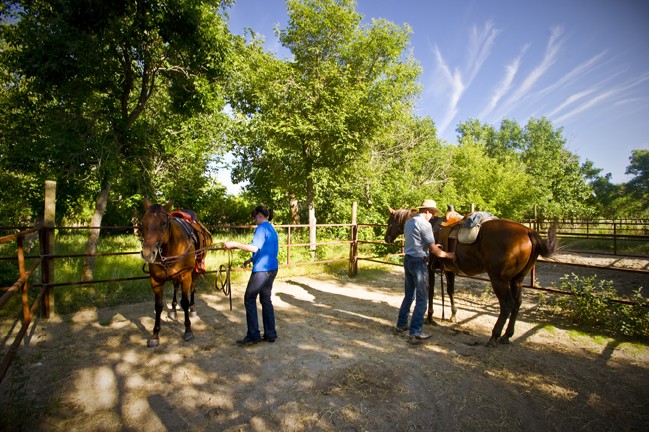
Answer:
[{"left": 457, "top": 226, "right": 479, "bottom": 244}]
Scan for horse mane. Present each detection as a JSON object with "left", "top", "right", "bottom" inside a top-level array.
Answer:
[
  {"left": 396, "top": 208, "right": 417, "bottom": 224},
  {"left": 149, "top": 204, "right": 165, "bottom": 211}
]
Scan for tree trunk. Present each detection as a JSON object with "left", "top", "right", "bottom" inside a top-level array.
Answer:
[
  {"left": 82, "top": 181, "right": 112, "bottom": 281},
  {"left": 288, "top": 193, "right": 300, "bottom": 225},
  {"left": 306, "top": 176, "right": 316, "bottom": 258}
]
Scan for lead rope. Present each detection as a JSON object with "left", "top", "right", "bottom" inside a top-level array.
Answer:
[
  {"left": 216, "top": 248, "right": 233, "bottom": 310},
  {"left": 440, "top": 263, "right": 446, "bottom": 321}
]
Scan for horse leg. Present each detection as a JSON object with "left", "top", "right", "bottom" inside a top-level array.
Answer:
[
  {"left": 499, "top": 279, "right": 524, "bottom": 345},
  {"left": 446, "top": 271, "right": 458, "bottom": 323},
  {"left": 486, "top": 279, "right": 515, "bottom": 347},
  {"left": 180, "top": 272, "right": 194, "bottom": 342},
  {"left": 189, "top": 271, "right": 197, "bottom": 317},
  {"left": 426, "top": 261, "right": 436, "bottom": 324},
  {"left": 169, "top": 281, "right": 179, "bottom": 320},
  {"left": 148, "top": 280, "right": 165, "bottom": 348}
]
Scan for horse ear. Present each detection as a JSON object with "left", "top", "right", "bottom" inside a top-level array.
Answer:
[
  {"left": 144, "top": 197, "right": 151, "bottom": 209},
  {"left": 164, "top": 200, "right": 174, "bottom": 211},
  {"left": 388, "top": 206, "right": 395, "bottom": 214}
]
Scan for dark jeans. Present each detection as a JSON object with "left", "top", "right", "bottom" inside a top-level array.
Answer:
[
  {"left": 397, "top": 255, "right": 429, "bottom": 336},
  {"left": 244, "top": 270, "right": 278, "bottom": 340}
]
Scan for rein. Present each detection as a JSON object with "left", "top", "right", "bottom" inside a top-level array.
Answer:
[{"left": 216, "top": 248, "right": 233, "bottom": 310}]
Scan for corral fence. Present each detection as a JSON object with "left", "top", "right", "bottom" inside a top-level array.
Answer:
[
  {"left": 2, "top": 184, "right": 649, "bottom": 384},
  {"left": 523, "top": 218, "right": 649, "bottom": 257}
]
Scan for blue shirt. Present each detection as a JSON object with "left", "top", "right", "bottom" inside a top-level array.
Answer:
[
  {"left": 403, "top": 214, "right": 435, "bottom": 257},
  {"left": 250, "top": 221, "right": 279, "bottom": 272}
]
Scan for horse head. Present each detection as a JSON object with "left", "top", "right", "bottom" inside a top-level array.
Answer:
[
  {"left": 384, "top": 207, "right": 417, "bottom": 243},
  {"left": 140, "top": 199, "right": 174, "bottom": 263}
]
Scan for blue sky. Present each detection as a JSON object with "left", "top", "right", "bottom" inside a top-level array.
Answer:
[{"left": 223, "top": 0, "right": 649, "bottom": 190}]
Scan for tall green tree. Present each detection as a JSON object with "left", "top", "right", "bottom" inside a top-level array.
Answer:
[
  {"left": 1, "top": 0, "right": 235, "bottom": 277},
  {"left": 456, "top": 117, "right": 596, "bottom": 219},
  {"left": 451, "top": 128, "right": 533, "bottom": 219},
  {"left": 624, "top": 149, "right": 649, "bottom": 216},
  {"left": 228, "top": 0, "right": 421, "bottom": 234},
  {"left": 521, "top": 117, "right": 593, "bottom": 218}
]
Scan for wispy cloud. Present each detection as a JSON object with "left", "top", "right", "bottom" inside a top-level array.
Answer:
[
  {"left": 479, "top": 43, "right": 530, "bottom": 119},
  {"left": 553, "top": 72, "right": 649, "bottom": 124},
  {"left": 494, "top": 26, "right": 564, "bottom": 119},
  {"left": 537, "top": 50, "right": 609, "bottom": 97},
  {"left": 430, "top": 20, "right": 500, "bottom": 134}
]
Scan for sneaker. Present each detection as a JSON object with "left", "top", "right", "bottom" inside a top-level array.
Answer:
[
  {"left": 394, "top": 327, "right": 408, "bottom": 335},
  {"left": 263, "top": 335, "right": 277, "bottom": 343},
  {"left": 236, "top": 336, "right": 261, "bottom": 345},
  {"left": 407, "top": 333, "right": 431, "bottom": 344}
]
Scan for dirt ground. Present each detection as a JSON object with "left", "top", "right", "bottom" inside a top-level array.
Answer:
[{"left": 1, "top": 252, "right": 648, "bottom": 431}]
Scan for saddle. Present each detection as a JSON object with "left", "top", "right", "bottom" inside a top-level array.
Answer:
[
  {"left": 171, "top": 210, "right": 213, "bottom": 273},
  {"left": 436, "top": 211, "right": 497, "bottom": 272}
]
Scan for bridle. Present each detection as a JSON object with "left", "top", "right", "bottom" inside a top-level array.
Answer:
[{"left": 141, "top": 207, "right": 192, "bottom": 270}]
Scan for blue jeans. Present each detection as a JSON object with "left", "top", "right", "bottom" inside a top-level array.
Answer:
[
  {"left": 397, "top": 255, "right": 429, "bottom": 336},
  {"left": 244, "top": 270, "right": 278, "bottom": 340}
]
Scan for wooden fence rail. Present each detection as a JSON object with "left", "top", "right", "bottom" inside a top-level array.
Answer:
[{"left": 2, "top": 187, "right": 649, "bottom": 385}]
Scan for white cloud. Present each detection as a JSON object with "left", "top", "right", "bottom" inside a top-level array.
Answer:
[
  {"left": 479, "top": 43, "right": 530, "bottom": 119},
  {"left": 553, "top": 72, "right": 649, "bottom": 124},
  {"left": 537, "top": 50, "right": 609, "bottom": 97},
  {"left": 429, "top": 21, "right": 500, "bottom": 134},
  {"left": 496, "top": 26, "right": 564, "bottom": 117}
]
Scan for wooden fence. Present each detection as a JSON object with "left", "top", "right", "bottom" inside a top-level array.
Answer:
[{"left": 2, "top": 185, "right": 649, "bottom": 384}]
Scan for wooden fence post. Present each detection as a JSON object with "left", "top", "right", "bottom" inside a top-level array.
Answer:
[
  {"left": 41, "top": 180, "right": 56, "bottom": 318},
  {"left": 349, "top": 202, "right": 358, "bottom": 277}
]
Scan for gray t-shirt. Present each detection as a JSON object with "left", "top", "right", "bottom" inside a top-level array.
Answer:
[{"left": 403, "top": 214, "right": 435, "bottom": 257}]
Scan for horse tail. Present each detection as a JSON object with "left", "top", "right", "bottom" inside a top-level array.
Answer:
[{"left": 530, "top": 223, "right": 558, "bottom": 258}]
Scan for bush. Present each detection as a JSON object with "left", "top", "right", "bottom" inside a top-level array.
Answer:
[{"left": 551, "top": 274, "right": 649, "bottom": 338}]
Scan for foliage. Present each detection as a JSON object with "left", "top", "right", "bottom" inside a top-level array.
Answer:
[
  {"left": 0, "top": 0, "right": 236, "bottom": 225},
  {"left": 227, "top": 0, "right": 421, "bottom": 224},
  {"left": 550, "top": 274, "right": 649, "bottom": 338},
  {"left": 624, "top": 149, "right": 649, "bottom": 217},
  {"left": 1, "top": 0, "right": 647, "bottom": 227},
  {"left": 448, "top": 137, "right": 533, "bottom": 219},
  {"left": 456, "top": 117, "right": 596, "bottom": 219}
]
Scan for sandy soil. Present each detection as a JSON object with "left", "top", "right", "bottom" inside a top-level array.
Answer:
[{"left": 1, "top": 253, "right": 648, "bottom": 431}]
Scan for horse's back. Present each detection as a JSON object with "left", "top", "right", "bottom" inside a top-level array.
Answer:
[{"left": 456, "top": 219, "right": 536, "bottom": 276}]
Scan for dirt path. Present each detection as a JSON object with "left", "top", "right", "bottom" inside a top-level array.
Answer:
[{"left": 1, "top": 258, "right": 648, "bottom": 431}]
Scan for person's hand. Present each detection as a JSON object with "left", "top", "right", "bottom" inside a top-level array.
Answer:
[
  {"left": 223, "top": 241, "right": 236, "bottom": 250},
  {"left": 446, "top": 251, "right": 456, "bottom": 261}
]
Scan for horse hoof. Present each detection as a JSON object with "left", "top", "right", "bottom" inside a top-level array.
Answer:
[
  {"left": 184, "top": 332, "right": 194, "bottom": 342},
  {"left": 498, "top": 336, "right": 510, "bottom": 345},
  {"left": 147, "top": 338, "right": 160, "bottom": 348},
  {"left": 485, "top": 338, "right": 497, "bottom": 348},
  {"left": 189, "top": 311, "right": 197, "bottom": 318}
]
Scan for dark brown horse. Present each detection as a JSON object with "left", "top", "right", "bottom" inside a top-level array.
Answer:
[
  {"left": 140, "top": 199, "right": 212, "bottom": 348},
  {"left": 385, "top": 207, "right": 557, "bottom": 347}
]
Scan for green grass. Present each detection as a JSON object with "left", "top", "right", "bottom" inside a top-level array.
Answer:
[{"left": 1, "top": 230, "right": 364, "bottom": 317}]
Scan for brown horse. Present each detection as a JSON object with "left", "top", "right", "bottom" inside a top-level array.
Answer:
[
  {"left": 384, "top": 207, "right": 557, "bottom": 347},
  {"left": 140, "top": 198, "right": 212, "bottom": 348}
]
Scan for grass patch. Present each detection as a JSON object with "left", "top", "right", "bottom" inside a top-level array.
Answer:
[{"left": 542, "top": 274, "right": 649, "bottom": 339}]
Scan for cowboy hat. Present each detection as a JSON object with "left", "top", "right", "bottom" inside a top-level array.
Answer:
[{"left": 417, "top": 199, "right": 441, "bottom": 216}]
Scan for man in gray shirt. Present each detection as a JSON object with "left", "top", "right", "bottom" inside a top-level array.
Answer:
[{"left": 396, "top": 199, "right": 456, "bottom": 344}]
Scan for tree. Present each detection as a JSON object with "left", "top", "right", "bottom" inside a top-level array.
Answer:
[
  {"left": 521, "top": 117, "right": 594, "bottom": 218},
  {"left": 1, "top": 0, "right": 235, "bottom": 277},
  {"left": 228, "top": 0, "right": 421, "bottom": 240},
  {"left": 624, "top": 149, "right": 649, "bottom": 216}
]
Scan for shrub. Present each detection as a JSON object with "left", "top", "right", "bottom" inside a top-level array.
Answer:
[{"left": 552, "top": 273, "right": 649, "bottom": 338}]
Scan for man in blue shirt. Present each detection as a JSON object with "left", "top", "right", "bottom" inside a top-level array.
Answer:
[
  {"left": 224, "top": 205, "right": 279, "bottom": 345},
  {"left": 396, "top": 199, "right": 455, "bottom": 344}
]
